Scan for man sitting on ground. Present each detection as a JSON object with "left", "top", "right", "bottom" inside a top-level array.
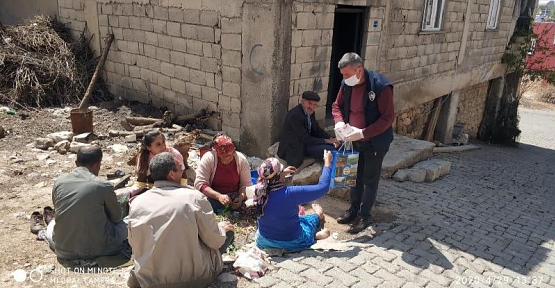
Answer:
[
  {"left": 127, "top": 152, "right": 234, "bottom": 288},
  {"left": 46, "top": 146, "right": 127, "bottom": 260},
  {"left": 277, "top": 91, "right": 339, "bottom": 168}
]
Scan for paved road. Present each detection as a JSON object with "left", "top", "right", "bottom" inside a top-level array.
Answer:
[{"left": 246, "top": 107, "right": 555, "bottom": 287}]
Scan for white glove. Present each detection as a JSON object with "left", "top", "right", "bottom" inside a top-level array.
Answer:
[
  {"left": 345, "top": 127, "right": 364, "bottom": 142},
  {"left": 335, "top": 121, "right": 346, "bottom": 129}
]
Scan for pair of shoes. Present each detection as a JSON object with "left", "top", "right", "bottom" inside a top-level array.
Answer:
[
  {"left": 43, "top": 206, "right": 55, "bottom": 225},
  {"left": 336, "top": 210, "right": 357, "bottom": 224},
  {"left": 30, "top": 211, "right": 46, "bottom": 234},
  {"left": 347, "top": 217, "right": 372, "bottom": 234}
]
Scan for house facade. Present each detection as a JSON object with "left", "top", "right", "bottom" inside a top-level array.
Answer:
[{"left": 51, "top": 0, "right": 533, "bottom": 156}]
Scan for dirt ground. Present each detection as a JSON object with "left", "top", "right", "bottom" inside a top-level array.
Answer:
[{"left": 0, "top": 99, "right": 397, "bottom": 287}]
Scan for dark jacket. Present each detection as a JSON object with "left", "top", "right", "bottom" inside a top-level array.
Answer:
[
  {"left": 277, "top": 104, "right": 330, "bottom": 167},
  {"left": 339, "top": 69, "right": 394, "bottom": 152}
]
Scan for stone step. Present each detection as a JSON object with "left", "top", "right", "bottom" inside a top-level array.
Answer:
[{"left": 381, "top": 134, "right": 435, "bottom": 178}]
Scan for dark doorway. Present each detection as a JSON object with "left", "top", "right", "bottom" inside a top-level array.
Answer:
[{"left": 326, "top": 5, "right": 367, "bottom": 119}]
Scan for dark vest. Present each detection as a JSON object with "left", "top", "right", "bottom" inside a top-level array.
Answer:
[{"left": 340, "top": 69, "right": 394, "bottom": 152}]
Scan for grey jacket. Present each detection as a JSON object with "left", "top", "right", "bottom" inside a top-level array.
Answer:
[{"left": 52, "top": 167, "right": 125, "bottom": 260}]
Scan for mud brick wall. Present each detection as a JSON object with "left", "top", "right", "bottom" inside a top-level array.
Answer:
[
  {"left": 456, "top": 82, "right": 489, "bottom": 138},
  {"left": 394, "top": 100, "right": 434, "bottom": 139}
]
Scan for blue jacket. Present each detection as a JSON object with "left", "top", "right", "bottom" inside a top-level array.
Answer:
[{"left": 339, "top": 69, "right": 394, "bottom": 152}]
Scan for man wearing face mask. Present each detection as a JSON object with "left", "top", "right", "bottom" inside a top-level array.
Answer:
[
  {"left": 331, "top": 52, "right": 394, "bottom": 234},
  {"left": 277, "top": 91, "right": 340, "bottom": 168}
]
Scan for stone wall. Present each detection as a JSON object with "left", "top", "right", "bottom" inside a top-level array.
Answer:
[
  {"left": 384, "top": 0, "right": 515, "bottom": 111},
  {"left": 57, "top": 0, "right": 87, "bottom": 41},
  {"left": 0, "top": 0, "right": 58, "bottom": 25},
  {"left": 289, "top": 2, "right": 334, "bottom": 120},
  {"left": 58, "top": 0, "right": 244, "bottom": 141},
  {"left": 394, "top": 100, "right": 434, "bottom": 139},
  {"left": 456, "top": 82, "right": 489, "bottom": 138}
]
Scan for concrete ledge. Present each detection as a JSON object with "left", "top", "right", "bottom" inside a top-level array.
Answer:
[
  {"left": 382, "top": 134, "right": 435, "bottom": 178},
  {"left": 433, "top": 144, "right": 481, "bottom": 153}
]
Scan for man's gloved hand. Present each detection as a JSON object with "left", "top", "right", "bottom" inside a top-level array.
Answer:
[
  {"left": 335, "top": 121, "right": 346, "bottom": 129},
  {"left": 345, "top": 127, "right": 364, "bottom": 142}
]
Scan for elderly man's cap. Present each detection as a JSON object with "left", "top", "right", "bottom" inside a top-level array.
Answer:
[{"left": 302, "top": 91, "right": 320, "bottom": 101}]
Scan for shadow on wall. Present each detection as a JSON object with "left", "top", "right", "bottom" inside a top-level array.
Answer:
[{"left": 0, "top": 0, "right": 57, "bottom": 25}]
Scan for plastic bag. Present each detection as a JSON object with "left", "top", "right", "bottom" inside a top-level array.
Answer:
[
  {"left": 330, "top": 142, "right": 359, "bottom": 189},
  {"left": 233, "top": 246, "right": 269, "bottom": 279}
]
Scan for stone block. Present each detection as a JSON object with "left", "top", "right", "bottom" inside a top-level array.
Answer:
[
  {"left": 406, "top": 168, "right": 426, "bottom": 182},
  {"left": 217, "top": 94, "right": 231, "bottom": 111},
  {"left": 222, "top": 66, "right": 241, "bottom": 83},
  {"left": 328, "top": 188, "right": 349, "bottom": 200},
  {"left": 168, "top": 7, "right": 183, "bottom": 22},
  {"left": 158, "top": 74, "right": 171, "bottom": 89},
  {"left": 140, "top": 17, "right": 153, "bottom": 31},
  {"left": 189, "top": 69, "right": 206, "bottom": 85},
  {"left": 171, "top": 37, "right": 186, "bottom": 53},
  {"left": 186, "top": 82, "right": 201, "bottom": 97},
  {"left": 205, "top": 72, "right": 215, "bottom": 87},
  {"left": 174, "top": 66, "right": 189, "bottom": 81},
  {"left": 182, "top": 24, "right": 198, "bottom": 39},
  {"left": 171, "top": 78, "right": 186, "bottom": 94},
  {"left": 201, "top": 86, "right": 219, "bottom": 103},
  {"left": 382, "top": 134, "right": 435, "bottom": 178},
  {"left": 221, "top": 33, "right": 241, "bottom": 51},
  {"left": 46, "top": 131, "right": 73, "bottom": 143},
  {"left": 200, "top": 10, "right": 218, "bottom": 27},
  {"left": 222, "top": 82, "right": 240, "bottom": 98},
  {"left": 296, "top": 12, "right": 318, "bottom": 29},
  {"left": 230, "top": 98, "right": 241, "bottom": 113},
  {"left": 158, "top": 34, "right": 172, "bottom": 49},
  {"left": 201, "top": 57, "right": 218, "bottom": 73},
  {"left": 187, "top": 40, "right": 203, "bottom": 55},
  {"left": 197, "top": 26, "right": 215, "bottom": 42},
  {"left": 292, "top": 162, "right": 322, "bottom": 185},
  {"left": 302, "top": 30, "right": 322, "bottom": 46},
  {"left": 183, "top": 9, "right": 200, "bottom": 24},
  {"left": 221, "top": 17, "right": 242, "bottom": 34},
  {"left": 392, "top": 169, "right": 409, "bottom": 182},
  {"left": 412, "top": 159, "right": 452, "bottom": 181},
  {"left": 184, "top": 54, "right": 201, "bottom": 69},
  {"left": 153, "top": 6, "right": 168, "bottom": 20},
  {"left": 221, "top": 50, "right": 241, "bottom": 68},
  {"left": 160, "top": 62, "right": 175, "bottom": 77}
]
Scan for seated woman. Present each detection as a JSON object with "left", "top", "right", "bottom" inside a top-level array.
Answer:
[
  {"left": 254, "top": 151, "right": 332, "bottom": 252},
  {"left": 194, "top": 134, "right": 252, "bottom": 213},
  {"left": 129, "top": 130, "right": 186, "bottom": 200}
]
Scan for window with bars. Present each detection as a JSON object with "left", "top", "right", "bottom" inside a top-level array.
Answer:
[
  {"left": 421, "top": 0, "right": 446, "bottom": 31},
  {"left": 487, "top": 0, "right": 502, "bottom": 29}
]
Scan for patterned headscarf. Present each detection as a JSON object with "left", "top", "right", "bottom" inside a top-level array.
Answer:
[
  {"left": 212, "top": 134, "right": 236, "bottom": 158},
  {"left": 254, "top": 158, "right": 285, "bottom": 217}
]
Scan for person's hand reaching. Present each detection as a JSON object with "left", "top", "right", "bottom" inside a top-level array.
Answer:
[
  {"left": 217, "top": 193, "right": 231, "bottom": 206},
  {"left": 323, "top": 150, "right": 333, "bottom": 167}
]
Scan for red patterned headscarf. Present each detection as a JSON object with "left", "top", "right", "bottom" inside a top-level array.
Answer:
[
  {"left": 213, "top": 134, "right": 236, "bottom": 157},
  {"left": 254, "top": 158, "right": 285, "bottom": 216}
]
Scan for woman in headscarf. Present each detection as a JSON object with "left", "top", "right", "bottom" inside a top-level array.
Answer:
[
  {"left": 194, "top": 133, "right": 252, "bottom": 213},
  {"left": 254, "top": 150, "right": 332, "bottom": 252}
]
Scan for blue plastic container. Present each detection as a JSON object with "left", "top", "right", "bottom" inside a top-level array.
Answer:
[{"left": 250, "top": 170, "right": 259, "bottom": 185}]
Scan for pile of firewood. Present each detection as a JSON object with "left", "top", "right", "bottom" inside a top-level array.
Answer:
[
  {"left": 121, "top": 109, "right": 218, "bottom": 169},
  {"left": 109, "top": 108, "right": 215, "bottom": 138}
]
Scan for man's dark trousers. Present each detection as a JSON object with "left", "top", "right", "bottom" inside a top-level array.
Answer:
[{"left": 350, "top": 141, "right": 388, "bottom": 220}]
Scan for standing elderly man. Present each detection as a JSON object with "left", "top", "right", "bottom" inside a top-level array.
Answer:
[
  {"left": 127, "top": 152, "right": 234, "bottom": 288},
  {"left": 332, "top": 52, "right": 395, "bottom": 234},
  {"left": 46, "top": 146, "right": 127, "bottom": 260},
  {"left": 277, "top": 90, "right": 339, "bottom": 168}
]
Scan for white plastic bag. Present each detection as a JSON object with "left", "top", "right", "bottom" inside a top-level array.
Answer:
[{"left": 232, "top": 246, "right": 269, "bottom": 279}]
